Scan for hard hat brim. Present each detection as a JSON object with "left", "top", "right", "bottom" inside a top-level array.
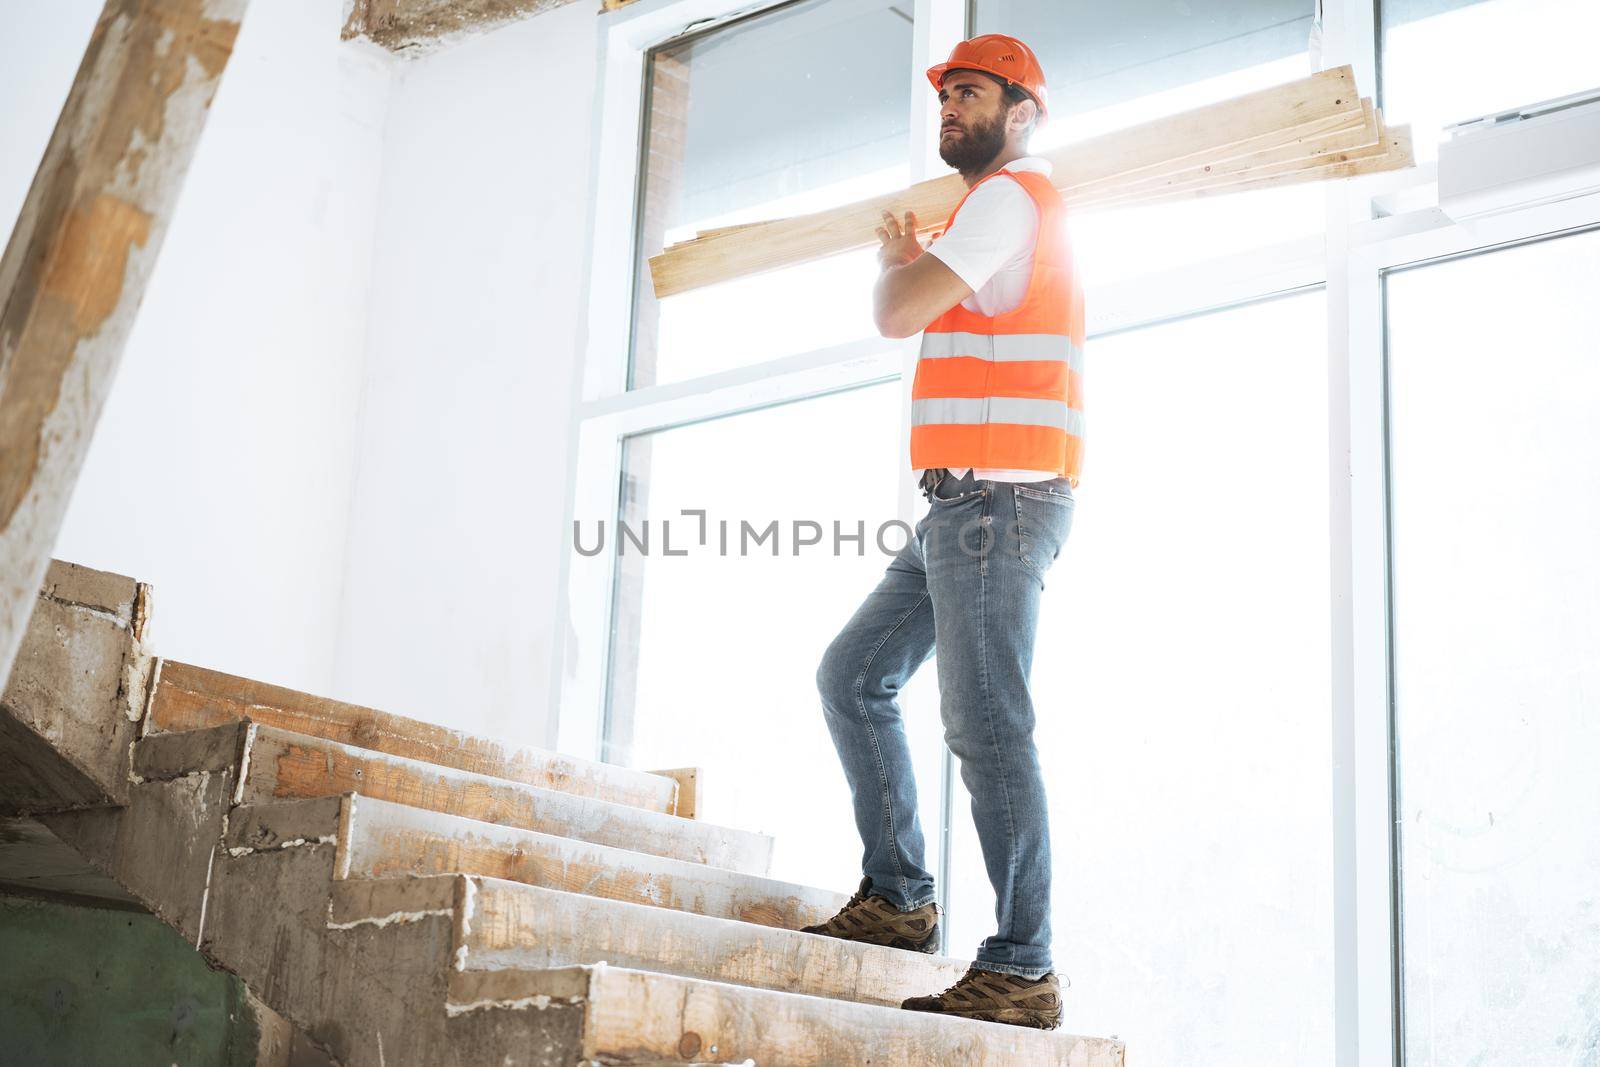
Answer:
[{"left": 926, "top": 62, "right": 1048, "bottom": 121}]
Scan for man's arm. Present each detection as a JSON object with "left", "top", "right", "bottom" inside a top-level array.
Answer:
[
  {"left": 872, "top": 180, "right": 1034, "bottom": 338},
  {"left": 871, "top": 208, "right": 974, "bottom": 339},
  {"left": 874, "top": 253, "right": 974, "bottom": 339}
]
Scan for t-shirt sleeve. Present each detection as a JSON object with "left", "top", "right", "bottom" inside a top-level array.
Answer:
[{"left": 922, "top": 176, "right": 1038, "bottom": 293}]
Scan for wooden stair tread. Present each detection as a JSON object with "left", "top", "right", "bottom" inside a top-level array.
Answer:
[
  {"left": 338, "top": 794, "right": 844, "bottom": 929},
  {"left": 136, "top": 723, "right": 773, "bottom": 875},
  {"left": 148, "top": 659, "right": 679, "bottom": 814},
  {"left": 447, "top": 965, "right": 1125, "bottom": 1066},
  {"left": 451, "top": 874, "right": 964, "bottom": 1008},
  {"left": 220, "top": 793, "right": 844, "bottom": 930}
]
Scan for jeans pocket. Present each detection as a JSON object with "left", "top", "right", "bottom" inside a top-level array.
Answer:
[
  {"left": 930, "top": 476, "right": 987, "bottom": 507},
  {"left": 1011, "top": 485, "right": 1074, "bottom": 587}
]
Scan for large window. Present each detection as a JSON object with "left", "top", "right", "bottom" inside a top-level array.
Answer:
[
  {"left": 945, "top": 289, "right": 1335, "bottom": 1062},
  {"left": 1380, "top": 0, "right": 1600, "bottom": 162},
  {"left": 1386, "top": 227, "right": 1600, "bottom": 1062},
  {"left": 629, "top": 0, "right": 913, "bottom": 389},
  {"left": 605, "top": 382, "right": 949, "bottom": 889},
  {"left": 972, "top": 0, "right": 1326, "bottom": 284},
  {"left": 572, "top": 0, "right": 1600, "bottom": 1058}
]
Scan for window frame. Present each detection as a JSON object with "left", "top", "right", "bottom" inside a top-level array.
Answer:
[{"left": 548, "top": 0, "right": 1600, "bottom": 1061}]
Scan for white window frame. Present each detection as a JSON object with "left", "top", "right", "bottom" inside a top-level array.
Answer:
[{"left": 548, "top": 0, "right": 1600, "bottom": 1061}]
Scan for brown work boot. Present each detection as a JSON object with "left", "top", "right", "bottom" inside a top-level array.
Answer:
[
  {"left": 901, "top": 964, "right": 1063, "bottom": 1029},
  {"left": 799, "top": 876, "right": 941, "bottom": 953}
]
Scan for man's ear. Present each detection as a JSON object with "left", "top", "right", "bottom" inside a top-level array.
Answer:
[{"left": 1008, "top": 97, "right": 1037, "bottom": 137}]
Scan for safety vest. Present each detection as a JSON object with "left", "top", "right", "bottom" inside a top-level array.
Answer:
[{"left": 910, "top": 167, "right": 1086, "bottom": 486}]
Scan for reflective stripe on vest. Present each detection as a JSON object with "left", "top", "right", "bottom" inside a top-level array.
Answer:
[
  {"left": 918, "top": 330, "right": 1084, "bottom": 374},
  {"left": 913, "top": 397, "right": 1085, "bottom": 436},
  {"left": 909, "top": 167, "right": 1087, "bottom": 486}
]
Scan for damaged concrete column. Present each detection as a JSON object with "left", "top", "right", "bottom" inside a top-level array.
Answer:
[{"left": 0, "top": 0, "right": 250, "bottom": 694}]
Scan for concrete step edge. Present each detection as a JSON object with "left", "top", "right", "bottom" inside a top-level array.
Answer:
[
  {"left": 446, "top": 965, "right": 1127, "bottom": 1066},
  {"left": 149, "top": 659, "right": 682, "bottom": 814},
  {"left": 338, "top": 793, "right": 846, "bottom": 929},
  {"left": 233, "top": 723, "right": 774, "bottom": 875},
  {"left": 456, "top": 874, "right": 964, "bottom": 1009},
  {"left": 220, "top": 794, "right": 846, "bottom": 930}
]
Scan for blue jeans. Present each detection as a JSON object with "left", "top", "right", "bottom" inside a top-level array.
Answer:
[{"left": 816, "top": 468, "right": 1075, "bottom": 978}]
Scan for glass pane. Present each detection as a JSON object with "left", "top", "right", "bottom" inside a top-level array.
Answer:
[
  {"left": 945, "top": 290, "right": 1334, "bottom": 1061},
  {"left": 1387, "top": 227, "right": 1600, "bottom": 1062},
  {"left": 632, "top": 0, "right": 912, "bottom": 389},
  {"left": 972, "top": 0, "right": 1325, "bottom": 281},
  {"left": 606, "top": 382, "right": 948, "bottom": 891},
  {"left": 1381, "top": 0, "right": 1600, "bottom": 163}
]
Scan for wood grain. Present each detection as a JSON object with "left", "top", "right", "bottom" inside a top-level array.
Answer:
[
  {"left": 343, "top": 795, "right": 840, "bottom": 929},
  {"left": 460, "top": 877, "right": 966, "bottom": 1007},
  {"left": 149, "top": 660, "right": 679, "bottom": 814},
  {"left": 237, "top": 726, "right": 774, "bottom": 875},
  {"left": 646, "top": 66, "right": 1369, "bottom": 297}
]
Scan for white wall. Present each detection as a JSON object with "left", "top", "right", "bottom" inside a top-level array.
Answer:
[
  {"left": 4, "top": 1, "right": 594, "bottom": 741},
  {"left": 2, "top": 1, "right": 393, "bottom": 695},
  {"left": 331, "top": 4, "right": 598, "bottom": 745}
]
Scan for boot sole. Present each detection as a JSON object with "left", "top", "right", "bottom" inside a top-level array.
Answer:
[
  {"left": 799, "top": 928, "right": 941, "bottom": 954},
  {"left": 905, "top": 1005, "right": 1062, "bottom": 1029}
]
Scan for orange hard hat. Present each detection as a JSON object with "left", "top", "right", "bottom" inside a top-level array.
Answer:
[{"left": 927, "top": 33, "right": 1049, "bottom": 123}]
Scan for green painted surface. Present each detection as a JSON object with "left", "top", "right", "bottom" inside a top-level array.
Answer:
[{"left": 0, "top": 894, "right": 261, "bottom": 1067}]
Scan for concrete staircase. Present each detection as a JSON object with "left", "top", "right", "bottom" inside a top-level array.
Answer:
[{"left": 0, "top": 561, "right": 1127, "bottom": 1066}]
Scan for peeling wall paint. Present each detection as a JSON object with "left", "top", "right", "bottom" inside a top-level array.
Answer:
[{"left": 343, "top": 0, "right": 579, "bottom": 56}]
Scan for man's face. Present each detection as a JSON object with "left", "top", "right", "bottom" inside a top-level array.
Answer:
[{"left": 937, "top": 71, "right": 1011, "bottom": 174}]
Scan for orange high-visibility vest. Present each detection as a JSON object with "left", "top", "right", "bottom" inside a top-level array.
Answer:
[{"left": 910, "top": 167, "right": 1086, "bottom": 486}]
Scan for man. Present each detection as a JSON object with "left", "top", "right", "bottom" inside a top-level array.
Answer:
[{"left": 805, "top": 33, "right": 1085, "bottom": 1031}]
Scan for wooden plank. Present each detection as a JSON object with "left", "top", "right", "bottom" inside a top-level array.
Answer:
[
  {"left": 0, "top": 0, "right": 248, "bottom": 695},
  {"left": 1095, "top": 126, "right": 1414, "bottom": 212},
  {"left": 1088, "top": 98, "right": 1381, "bottom": 203},
  {"left": 237, "top": 726, "right": 775, "bottom": 875},
  {"left": 649, "top": 765, "right": 700, "bottom": 819},
  {"left": 1055, "top": 97, "right": 1368, "bottom": 201},
  {"left": 458, "top": 876, "right": 966, "bottom": 1008},
  {"left": 447, "top": 965, "right": 1127, "bottom": 1067},
  {"left": 150, "top": 660, "right": 679, "bottom": 814},
  {"left": 339, "top": 794, "right": 844, "bottom": 929},
  {"left": 1074, "top": 107, "right": 1393, "bottom": 208},
  {"left": 646, "top": 66, "right": 1362, "bottom": 297}
]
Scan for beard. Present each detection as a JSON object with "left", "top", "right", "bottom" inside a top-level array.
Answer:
[{"left": 938, "top": 107, "right": 1009, "bottom": 176}]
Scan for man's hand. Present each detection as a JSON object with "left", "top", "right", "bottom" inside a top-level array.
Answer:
[
  {"left": 872, "top": 207, "right": 972, "bottom": 338},
  {"left": 876, "top": 209, "right": 925, "bottom": 270}
]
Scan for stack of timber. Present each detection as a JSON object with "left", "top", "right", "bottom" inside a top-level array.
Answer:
[
  {"left": 1, "top": 560, "right": 1127, "bottom": 1066},
  {"left": 648, "top": 64, "right": 1412, "bottom": 298}
]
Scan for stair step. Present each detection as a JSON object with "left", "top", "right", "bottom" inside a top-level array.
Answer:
[
  {"left": 217, "top": 724, "right": 773, "bottom": 874},
  {"left": 339, "top": 794, "right": 845, "bottom": 930},
  {"left": 221, "top": 794, "right": 843, "bottom": 931},
  {"left": 147, "top": 659, "right": 680, "bottom": 814},
  {"left": 452, "top": 875, "right": 965, "bottom": 1009},
  {"left": 446, "top": 965, "right": 1126, "bottom": 1067}
]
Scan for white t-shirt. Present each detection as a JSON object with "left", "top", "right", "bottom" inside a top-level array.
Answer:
[{"left": 917, "top": 156, "right": 1057, "bottom": 484}]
